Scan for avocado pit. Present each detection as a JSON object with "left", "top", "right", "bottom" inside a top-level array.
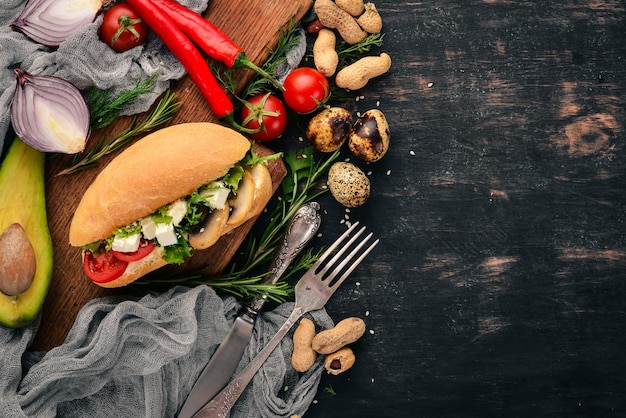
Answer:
[{"left": 0, "top": 223, "right": 37, "bottom": 296}]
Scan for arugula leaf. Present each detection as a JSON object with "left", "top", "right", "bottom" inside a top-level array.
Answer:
[
  {"left": 162, "top": 236, "right": 193, "bottom": 265},
  {"left": 240, "top": 144, "right": 283, "bottom": 167},
  {"left": 151, "top": 206, "right": 173, "bottom": 225},
  {"left": 222, "top": 165, "right": 244, "bottom": 193}
]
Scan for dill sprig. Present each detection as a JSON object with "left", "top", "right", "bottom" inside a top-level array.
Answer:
[
  {"left": 58, "top": 90, "right": 180, "bottom": 175},
  {"left": 86, "top": 73, "right": 158, "bottom": 130}
]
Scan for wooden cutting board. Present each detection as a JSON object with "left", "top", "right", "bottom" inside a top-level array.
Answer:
[{"left": 31, "top": 0, "right": 313, "bottom": 351}]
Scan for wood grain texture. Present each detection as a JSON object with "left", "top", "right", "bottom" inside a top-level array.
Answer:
[
  {"left": 31, "top": 0, "right": 312, "bottom": 351},
  {"left": 297, "top": 1, "right": 626, "bottom": 417}
]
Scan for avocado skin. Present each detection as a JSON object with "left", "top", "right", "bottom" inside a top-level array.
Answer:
[{"left": 0, "top": 138, "right": 53, "bottom": 328}]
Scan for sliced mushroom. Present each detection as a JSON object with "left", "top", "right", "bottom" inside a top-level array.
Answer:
[
  {"left": 188, "top": 204, "right": 230, "bottom": 249},
  {"left": 226, "top": 170, "right": 255, "bottom": 227},
  {"left": 247, "top": 163, "right": 273, "bottom": 218}
]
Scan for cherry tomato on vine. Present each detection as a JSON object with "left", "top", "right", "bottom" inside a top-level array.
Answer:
[
  {"left": 99, "top": 4, "right": 148, "bottom": 53},
  {"left": 282, "top": 67, "right": 331, "bottom": 114},
  {"left": 240, "top": 93, "right": 288, "bottom": 141}
]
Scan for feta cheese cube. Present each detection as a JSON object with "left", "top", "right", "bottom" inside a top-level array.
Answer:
[
  {"left": 168, "top": 199, "right": 188, "bottom": 226},
  {"left": 140, "top": 217, "right": 157, "bottom": 240},
  {"left": 155, "top": 222, "right": 178, "bottom": 247},
  {"left": 111, "top": 233, "right": 141, "bottom": 253},
  {"left": 201, "top": 182, "right": 230, "bottom": 209}
]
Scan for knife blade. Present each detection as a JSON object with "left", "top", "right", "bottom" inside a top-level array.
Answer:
[{"left": 177, "top": 202, "right": 321, "bottom": 418}]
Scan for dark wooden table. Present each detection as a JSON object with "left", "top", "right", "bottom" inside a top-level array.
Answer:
[{"left": 303, "top": 1, "right": 626, "bottom": 417}]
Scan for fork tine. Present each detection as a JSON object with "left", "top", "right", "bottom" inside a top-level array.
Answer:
[
  {"left": 316, "top": 224, "right": 366, "bottom": 278},
  {"left": 327, "top": 234, "right": 379, "bottom": 290},
  {"left": 312, "top": 221, "right": 360, "bottom": 269}
]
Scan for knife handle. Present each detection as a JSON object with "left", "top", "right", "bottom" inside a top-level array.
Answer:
[
  {"left": 192, "top": 307, "right": 304, "bottom": 418},
  {"left": 248, "top": 202, "right": 321, "bottom": 315}
]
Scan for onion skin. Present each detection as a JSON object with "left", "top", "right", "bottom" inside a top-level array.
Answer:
[
  {"left": 10, "top": 69, "right": 90, "bottom": 154},
  {"left": 11, "top": 0, "right": 102, "bottom": 48}
]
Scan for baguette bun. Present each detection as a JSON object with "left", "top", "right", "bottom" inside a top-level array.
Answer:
[
  {"left": 93, "top": 161, "right": 274, "bottom": 289},
  {"left": 69, "top": 122, "right": 250, "bottom": 247}
]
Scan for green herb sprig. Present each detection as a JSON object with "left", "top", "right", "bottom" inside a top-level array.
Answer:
[
  {"left": 58, "top": 90, "right": 180, "bottom": 175},
  {"left": 86, "top": 73, "right": 158, "bottom": 130},
  {"left": 323, "top": 384, "right": 337, "bottom": 396},
  {"left": 240, "top": 20, "right": 303, "bottom": 98},
  {"left": 211, "top": 20, "right": 303, "bottom": 101},
  {"left": 335, "top": 33, "right": 385, "bottom": 66}
]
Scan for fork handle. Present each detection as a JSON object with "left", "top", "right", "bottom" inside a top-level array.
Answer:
[{"left": 192, "top": 307, "right": 304, "bottom": 418}]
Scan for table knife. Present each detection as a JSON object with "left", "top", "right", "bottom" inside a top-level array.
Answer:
[{"left": 177, "top": 202, "right": 321, "bottom": 418}]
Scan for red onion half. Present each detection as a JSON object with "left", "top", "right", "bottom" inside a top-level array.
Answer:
[
  {"left": 11, "top": 0, "right": 102, "bottom": 48},
  {"left": 10, "top": 69, "right": 90, "bottom": 154}
]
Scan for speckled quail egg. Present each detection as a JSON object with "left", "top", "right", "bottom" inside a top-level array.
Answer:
[
  {"left": 348, "top": 109, "right": 390, "bottom": 162},
  {"left": 306, "top": 107, "right": 353, "bottom": 152},
  {"left": 327, "top": 162, "right": 370, "bottom": 208}
]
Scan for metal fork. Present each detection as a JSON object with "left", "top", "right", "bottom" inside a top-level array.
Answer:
[{"left": 192, "top": 222, "right": 379, "bottom": 418}]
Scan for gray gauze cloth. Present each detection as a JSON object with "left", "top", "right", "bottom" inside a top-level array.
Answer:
[
  {"left": 0, "top": 0, "right": 201, "bottom": 150},
  {"left": 0, "top": 285, "right": 333, "bottom": 417}
]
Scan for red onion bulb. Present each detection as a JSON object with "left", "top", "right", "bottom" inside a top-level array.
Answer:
[
  {"left": 11, "top": 0, "right": 102, "bottom": 48},
  {"left": 10, "top": 69, "right": 90, "bottom": 154}
]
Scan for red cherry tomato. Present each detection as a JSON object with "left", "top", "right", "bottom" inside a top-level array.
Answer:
[
  {"left": 111, "top": 239, "right": 156, "bottom": 262},
  {"left": 99, "top": 4, "right": 148, "bottom": 53},
  {"left": 240, "top": 93, "right": 288, "bottom": 141},
  {"left": 83, "top": 250, "right": 128, "bottom": 283},
  {"left": 282, "top": 67, "right": 331, "bottom": 114}
]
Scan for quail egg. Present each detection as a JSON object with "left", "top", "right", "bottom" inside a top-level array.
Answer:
[
  {"left": 327, "top": 162, "right": 370, "bottom": 208},
  {"left": 307, "top": 107, "right": 353, "bottom": 152},
  {"left": 348, "top": 109, "right": 390, "bottom": 162}
]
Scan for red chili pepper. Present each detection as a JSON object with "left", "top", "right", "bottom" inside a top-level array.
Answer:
[
  {"left": 150, "top": 0, "right": 240, "bottom": 67},
  {"left": 125, "top": 0, "right": 235, "bottom": 120},
  {"left": 149, "top": 0, "right": 283, "bottom": 91}
]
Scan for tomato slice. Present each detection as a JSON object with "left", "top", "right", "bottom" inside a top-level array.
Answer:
[
  {"left": 111, "top": 239, "right": 156, "bottom": 262},
  {"left": 83, "top": 250, "right": 128, "bottom": 284}
]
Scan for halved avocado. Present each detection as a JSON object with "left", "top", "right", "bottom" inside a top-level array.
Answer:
[{"left": 0, "top": 137, "right": 53, "bottom": 328}]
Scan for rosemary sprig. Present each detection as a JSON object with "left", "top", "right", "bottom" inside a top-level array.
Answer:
[
  {"left": 335, "top": 33, "right": 385, "bottom": 66},
  {"left": 240, "top": 21, "right": 303, "bottom": 98},
  {"left": 86, "top": 73, "right": 158, "bottom": 130},
  {"left": 209, "top": 20, "right": 303, "bottom": 101},
  {"left": 58, "top": 90, "right": 180, "bottom": 175},
  {"left": 167, "top": 247, "right": 323, "bottom": 302}
]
